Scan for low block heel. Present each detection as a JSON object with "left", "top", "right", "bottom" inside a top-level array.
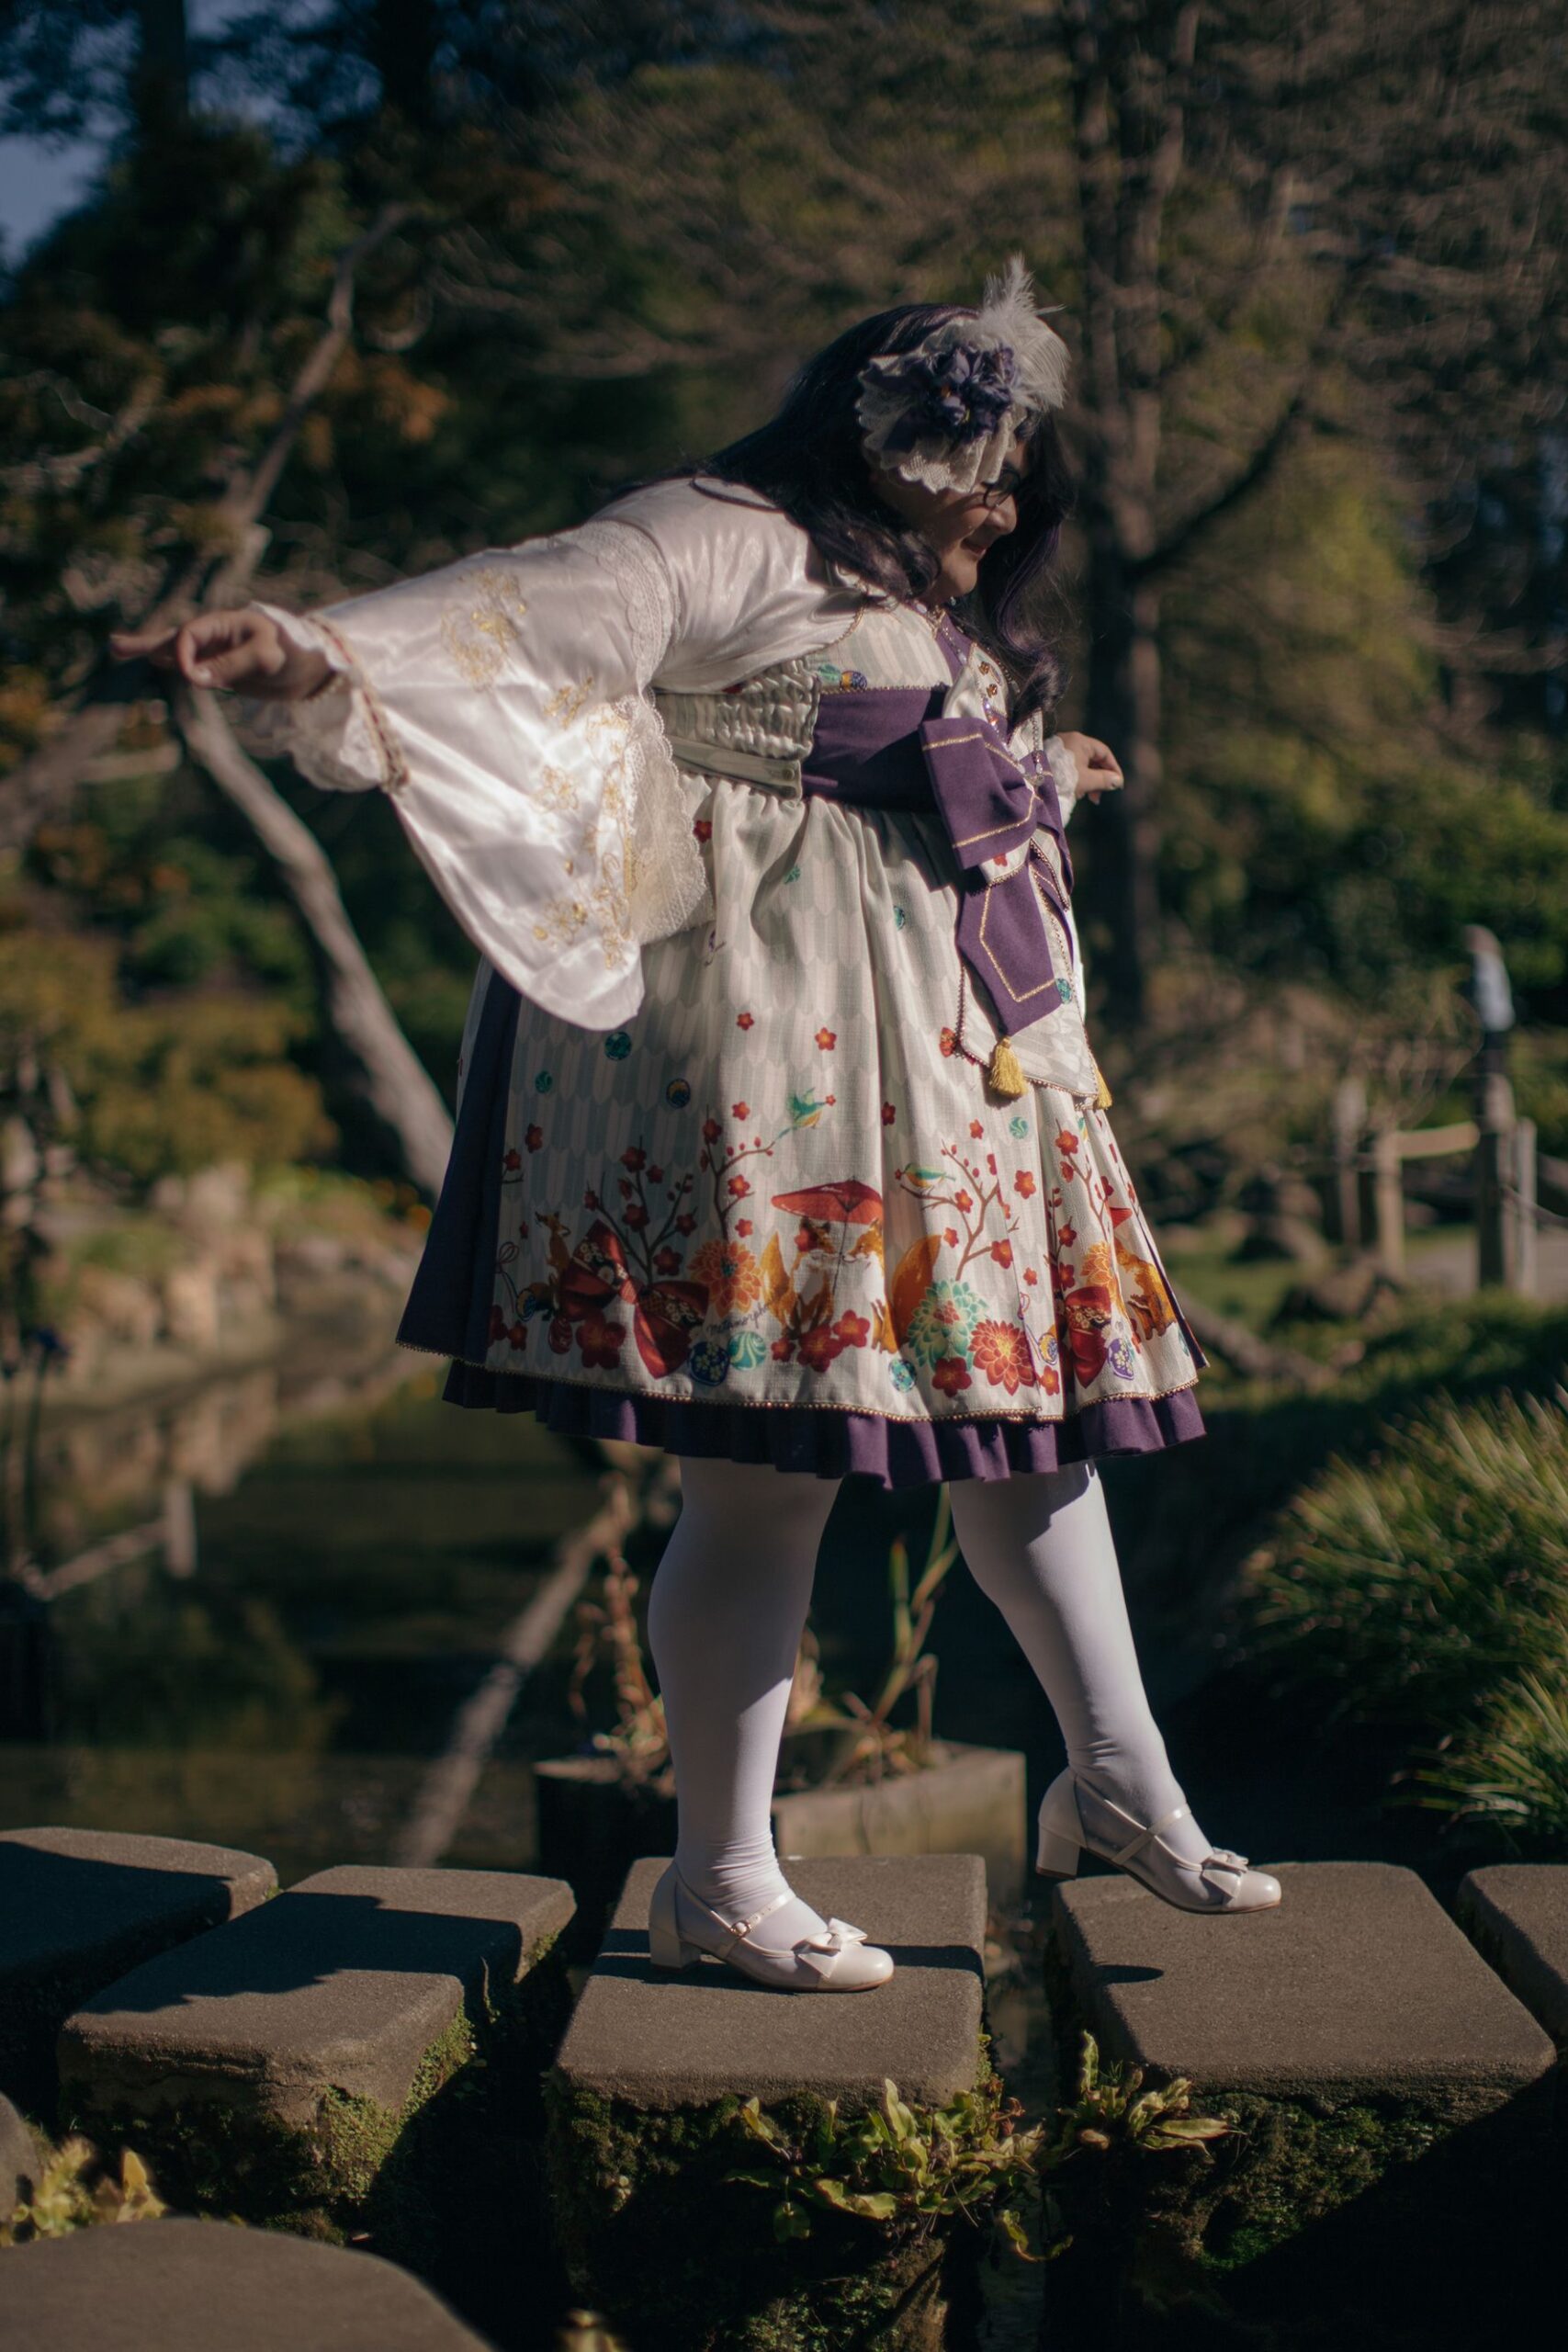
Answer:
[
  {"left": 647, "top": 1870, "right": 702, "bottom": 1968},
  {"left": 1034, "top": 1825, "right": 1082, "bottom": 1880}
]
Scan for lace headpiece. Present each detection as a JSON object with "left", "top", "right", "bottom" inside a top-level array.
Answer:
[{"left": 856, "top": 256, "right": 1070, "bottom": 496}]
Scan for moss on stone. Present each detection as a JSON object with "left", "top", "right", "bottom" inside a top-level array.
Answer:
[
  {"left": 62, "top": 1930, "right": 570, "bottom": 2271},
  {"left": 543, "top": 2062, "right": 986, "bottom": 2352}
]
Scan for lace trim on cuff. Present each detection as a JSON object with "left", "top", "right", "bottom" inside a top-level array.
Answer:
[
  {"left": 1043, "top": 732, "right": 1079, "bottom": 820},
  {"left": 243, "top": 606, "right": 407, "bottom": 796}
]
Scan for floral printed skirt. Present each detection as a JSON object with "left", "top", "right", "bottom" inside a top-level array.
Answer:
[{"left": 399, "top": 772, "right": 1207, "bottom": 1488}]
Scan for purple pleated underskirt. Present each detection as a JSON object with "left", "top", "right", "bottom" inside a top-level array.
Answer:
[{"left": 438, "top": 1358, "right": 1205, "bottom": 1489}]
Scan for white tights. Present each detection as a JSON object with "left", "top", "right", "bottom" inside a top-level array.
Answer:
[{"left": 646, "top": 1457, "right": 1207, "bottom": 1949}]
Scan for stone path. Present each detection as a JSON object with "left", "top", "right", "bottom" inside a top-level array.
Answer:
[
  {"left": 547, "top": 1853, "right": 988, "bottom": 2351},
  {"left": 1049, "top": 1861, "right": 1556, "bottom": 2346},
  {"left": 555, "top": 1851, "right": 987, "bottom": 2110},
  {"left": 1458, "top": 1863, "right": 1568, "bottom": 2049},
  {"left": 0, "top": 1826, "right": 275, "bottom": 2117},
  {"left": 2, "top": 2216, "right": 496, "bottom": 2349}
]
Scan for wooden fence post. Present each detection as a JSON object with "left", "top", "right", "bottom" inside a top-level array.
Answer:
[
  {"left": 1512, "top": 1117, "right": 1538, "bottom": 1300},
  {"left": 1474, "top": 1073, "right": 1516, "bottom": 1288}
]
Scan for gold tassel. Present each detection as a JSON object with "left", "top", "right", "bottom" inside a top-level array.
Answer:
[
  {"left": 988, "top": 1035, "right": 1029, "bottom": 1099},
  {"left": 1092, "top": 1055, "right": 1113, "bottom": 1110}
]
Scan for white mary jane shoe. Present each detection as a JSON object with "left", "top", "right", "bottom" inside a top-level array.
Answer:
[
  {"left": 1034, "top": 1767, "right": 1282, "bottom": 1915},
  {"left": 647, "top": 1862, "right": 895, "bottom": 1992}
]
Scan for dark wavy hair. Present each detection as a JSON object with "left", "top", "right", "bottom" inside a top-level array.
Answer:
[{"left": 695, "top": 303, "right": 1074, "bottom": 727}]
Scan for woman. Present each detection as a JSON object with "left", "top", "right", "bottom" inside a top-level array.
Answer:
[{"left": 115, "top": 260, "right": 1280, "bottom": 1995}]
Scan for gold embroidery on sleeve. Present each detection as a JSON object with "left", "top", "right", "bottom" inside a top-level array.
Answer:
[{"left": 439, "top": 568, "right": 530, "bottom": 688}]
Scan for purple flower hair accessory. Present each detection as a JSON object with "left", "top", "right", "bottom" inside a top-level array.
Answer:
[{"left": 857, "top": 255, "right": 1070, "bottom": 496}]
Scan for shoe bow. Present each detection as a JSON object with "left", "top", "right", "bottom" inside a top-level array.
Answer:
[{"left": 795, "top": 1917, "right": 869, "bottom": 1980}]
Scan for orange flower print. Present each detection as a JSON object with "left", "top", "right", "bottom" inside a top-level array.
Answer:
[
  {"left": 834, "top": 1311, "right": 870, "bottom": 1348},
  {"left": 736, "top": 1218, "right": 753, "bottom": 1238},
  {"left": 1024, "top": 1267, "right": 1040, "bottom": 1287},
  {"left": 737, "top": 1012, "right": 755, "bottom": 1030},
  {"left": 969, "top": 1120, "right": 984, "bottom": 1139},
  {"left": 1015, "top": 1170, "right": 1037, "bottom": 1199},
  {"left": 732, "top": 1101, "right": 750, "bottom": 1120},
  {"left": 703, "top": 1117, "right": 722, "bottom": 1142},
  {"left": 728, "top": 1174, "right": 751, "bottom": 1199},
  {"left": 1055, "top": 1129, "right": 1080, "bottom": 1156},
  {"left": 940, "top": 1027, "right": 958, "bottom": 1057},
  {"left": 954, "top": 1190, "right": 974, "bottom": 1214},
  {"left": 815, "top": 1026, "right": 837, "bottom": 1049},
  {"left": 931, "top": 1355, "right": 973, "bottom": 1396},
  {"left": 989, "top": 1238, "right": 1013, "bottom": 1270},
  {"left": 691, "top": 1238, "right": 762, "bottom": 1316},
  {"left": 1040, "top": 1362, "right": 1061, "bottom": 1396},
  {"left": 970, "top": 1320, "right": 1037, "bottom": 1395},
  {"left": 578, "top": 1312, "right": 626, "bottom": 1370}
]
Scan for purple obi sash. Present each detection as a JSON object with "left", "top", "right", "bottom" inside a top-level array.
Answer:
[{"left": 803, "top": 638, "right": 1075, "bottom": 1043}]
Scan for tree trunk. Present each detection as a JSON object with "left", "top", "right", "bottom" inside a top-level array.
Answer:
[
  {"left": 176, "top": 687, "right": 455, "bottom": 1201},
  {"left": 134, "top": 0, "right": 188, "bottom": 134},
  {"left": 1083, "top": 553, "right": 1164, "bottom": 1026}
]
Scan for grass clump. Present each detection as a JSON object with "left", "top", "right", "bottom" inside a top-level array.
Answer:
[
  {"left": 2, "top": 2136, "right": 167, "bottom": 2244},
  {"left": 1237, "top": 1385, "right": 1568, "bottom": 1841}
]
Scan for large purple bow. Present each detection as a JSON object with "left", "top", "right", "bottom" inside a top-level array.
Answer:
[{"left": 919, "top": 712, "right": 1076, "bottom": 1037}]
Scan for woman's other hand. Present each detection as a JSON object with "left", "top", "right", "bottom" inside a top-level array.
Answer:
[
  {"left": 110, "top": 607, "right": 331, "bottom": 700},
  {"left": 1055, "top": 731, "right": 1123, "bottom": 803}
]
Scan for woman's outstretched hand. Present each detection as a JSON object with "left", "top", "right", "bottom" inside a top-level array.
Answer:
[
  {"left": 110, "top": 607, "right": 331, "bottom": 701},
  {"left": 1055, "top": 731, "right": 1124, "bottom": 804}
]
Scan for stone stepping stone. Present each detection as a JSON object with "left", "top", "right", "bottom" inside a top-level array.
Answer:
[
  {"left": 1048, "top": 1861, "right": 1556, "bottom": 2346},
  {"left": 1459, "top": 1864, "right": 1568, "bottom": 2051},
  {"left": 547, "top": 1853, "right": 988, "bottom": 2350},
  {"left": 1, "top": 2088, "right": 38, "bottom": 2207},
  {"left": 58, "top": 1864, "right": 575, "bottom": 2309},
  {"left": 1, "top": 2215, "right": 496, "bottom": 2349},
  {"left": 0, "top": 1826, "right": 276, "bottom": 2118}
]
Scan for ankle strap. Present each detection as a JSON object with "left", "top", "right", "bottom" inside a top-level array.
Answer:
[
  {"left": 1104, "top": 1800, "right": 1190, "bottom": 1868},
  {"left": 676, "top": 1873, "right": 796, "bottom": 1940}
]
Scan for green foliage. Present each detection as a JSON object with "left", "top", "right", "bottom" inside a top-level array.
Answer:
[
  {"left": 1238, "top": 1387, "right": 1568, "bottom": 1843},
  {"left": 724, "top": 2034, "right": 1228, "bottom": 2263},
  {"left": 1, "top": 2135, "right": 167, "bottom": 2245}
]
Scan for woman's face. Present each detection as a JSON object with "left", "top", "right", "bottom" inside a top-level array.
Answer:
[{"left": 870, "top": 424, "right": 1032, "bottom": 603}]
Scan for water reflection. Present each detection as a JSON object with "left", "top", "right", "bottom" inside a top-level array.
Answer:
[{"left": 0, "top": 1326, "right": 604, "bottom": 1886}]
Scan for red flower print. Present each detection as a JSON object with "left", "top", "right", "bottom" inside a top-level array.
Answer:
[
  {"left": 1024, "top": 1267, "right": 1040, "bottom": 1287},
  {"left": 990, "top": 1239, "right": 1013, "bottom": 1270},
  {"left": 525, "top": 1125, "right": 544, "bottom": 1152},
  {"left": 626, "top": 1204, "right": 649, "bottom": 1230},
  {"left": 732, "top": 1101, "right": 750, "bottom": 1121},
  {"left": 503, "top": 1148, "right": 521, "bottom": 1171},
  {"left": 771, "top": 1335, "right": 795, "bottom": 1362},
  {"left": 954, "top": 1190, "right": 974, "bottom": 1215},
  {"left": 1015, "top": 1170, "right": 1037, "bottom": 1199},
  {"left": 548, "top": 1315, "right": 572, "bottom": 1354},
  {"left": 508, "top": 1319, "right": 526, "bottom": 1350},
  {"left": 1041, "top": 1362, "right": 1061, "bottom": 1396},
  {"left": 736, "top": 1218, "right": 753, "bottom": 1238},
  {"left": 987, "top": 1155, "right": 998, "bottom": 1176},
  {"left": 693, "top": 818, "right": 713, "bottom": 842},
  {"left": 826, "top": 1093, "right": 836, "bottom": 1106},
  {"left": 702, "top": 1117, "right": 722, "bottom": 1143},
  {"left": 737, "top": 1012, "right": 755, "bottom": 1031},
  {"left": 882, "top": 1102, "right": 897, "bottom": 1125},
  {"left": 971, "top": 1319, "right": 1037, "bottom": 1396},
  {"left": 653, "top": 1247, "right": 682, "bottom": 1276},
  {"left": 584, "top": 1188, "right": 600, "bottom": 1210},
  {"left": 834, "top": 1311, "right": 870, "bottom": 1349},
  {"left": 1055, "top": 1129, "right": 1080, "bottom": 1156},
  {"left": 488, "top": 1304, "right": 507, "bottom": 1343},
  {"left": 676, "top": 1213, "right": 697, "bottom": 1236},
  {"left": 622, "top": 1146, "right": 647, "bottom": 1172},
  {"left": 815, "top": 1027, "right": 837, "bottom": 1050},
  {"left": 728, "top": 1174, "right": 751, "bottom": 1199},
  {"left": 944, "top": 1227, "right": 960, "bottom": 1247},
  {"left": 969, "top": 1121, "right": 984, "bottom": 1139},
  {"left": 578, "top": 1312, "right": 626, "bottom": 1370},
  {"left": 940, "top": 1027, "right": 958, "bottom": 1057},
  {"left": 1059, "top": 1282, "right": 1114, "bottom": 1386},
  {"left": 649, "top": 1164, "right": 664, "bottom": 1183},
  {"left": 1057, "top": 1219, "right": 1077, "bottom": 1248},
  {"left": 931, "top": 1355, "right": 972, "bottom": 1396},
  {"left": 797, "top": 1326, "right": 847, "bottom": 1374}
]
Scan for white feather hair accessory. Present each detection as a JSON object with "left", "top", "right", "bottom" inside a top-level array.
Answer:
[{"left": 856, "top": 255, "right": 1071, "bottom": 496}]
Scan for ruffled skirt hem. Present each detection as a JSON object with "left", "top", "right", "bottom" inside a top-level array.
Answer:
[{"left": 433, "top": 1352, "right": 1205, "bottom": 1488}]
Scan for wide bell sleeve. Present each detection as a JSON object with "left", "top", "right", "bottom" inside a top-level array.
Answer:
[{"left": 245, "top": 514, "right": 707, "bottom": 1031}]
